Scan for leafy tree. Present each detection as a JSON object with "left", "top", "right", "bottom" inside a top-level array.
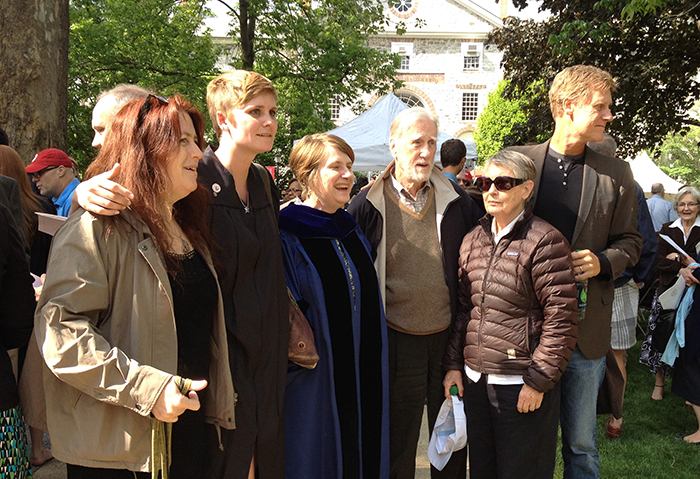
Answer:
[
  {"left": 653, "top": 114, "right": 700, "bottom": 187},
  {"left": 490, "top": 0, "right": 700, "bottom": 159},
  {"left": 214, "top": 0, "right": 403, "bottom": 166},
  {"left": 473, "top": 80, "right": 546, "bottom": 162},
  {"left": 69, "top": 0, "right": 220, "bottom": 169}
]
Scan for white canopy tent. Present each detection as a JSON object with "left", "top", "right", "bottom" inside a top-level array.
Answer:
[
  {"left": 326, "top": 93, "right": 477, "bottom": 172},
  {"left": 627, "top": 151, "right": 684, "bottom": 194}
]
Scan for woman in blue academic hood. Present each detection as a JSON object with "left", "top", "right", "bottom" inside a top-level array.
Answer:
[{"left": 279, "top": 133, "right": 389, "bottom": 479}]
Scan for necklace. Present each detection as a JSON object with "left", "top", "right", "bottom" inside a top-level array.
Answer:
[{"left": 240, "top": 197, "right": 250, "bottom": 214}]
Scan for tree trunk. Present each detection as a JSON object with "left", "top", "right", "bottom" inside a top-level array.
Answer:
[
  {"left": 0, "top": 0, "right": 69, "bottom": 165},
  {"left": 239, "top": 0, "right": 256, "bottom": 70}
]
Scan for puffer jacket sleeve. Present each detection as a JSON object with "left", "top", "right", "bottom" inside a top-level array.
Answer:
[
  {"left": 34, "top": 212, "right": 171, "bottom": 416},
  {"left": 523, "top": 226, "right": 578, "bottom": 393},
  {"left": 443, "top": 234, "right": 475, "bottom": 371}
]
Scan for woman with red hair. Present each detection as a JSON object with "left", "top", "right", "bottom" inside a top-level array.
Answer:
[{"left": 35, "top": 95, "right": 236, "bottom": 479}]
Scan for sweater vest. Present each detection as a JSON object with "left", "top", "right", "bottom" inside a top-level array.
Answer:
[{"left": 383, "top": 182, "right": 452, "bottom": 334}]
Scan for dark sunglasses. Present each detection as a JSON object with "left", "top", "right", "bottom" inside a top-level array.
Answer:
[
  {"left": 475, "top": 176, "right": 525, "bottom": 192},
  {"left": 31, "top": 166, "right": 59, "bottom": 179},
  {"left": 137, "top": 94, "right": 169, "bottom": 130}
]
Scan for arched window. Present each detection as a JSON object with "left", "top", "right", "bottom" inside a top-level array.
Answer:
[{"left": 395, "top": 91, "right": 425, "bottom": 109}]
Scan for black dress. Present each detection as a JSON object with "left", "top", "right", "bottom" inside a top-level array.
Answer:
[
  {"left": 197, "top": 147, "right": 288, "bottom": 479},
  {"left": 671, "top": 266, "right": 700, "bottom": 405},
  {"left": 167, "top": 249, "right": 217, "bottom": 478}
]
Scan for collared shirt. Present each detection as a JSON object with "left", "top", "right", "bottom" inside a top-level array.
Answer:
[
  {"left": 388, "top": 170, "right": 431, "bottom": 214},
  {"left": 647, "top": 194, "right": 679, "bottom": 232},
  {"left": 53, "top": 178, "right": 80, "bottom": 217},
  {"left": 668, "top": 215, "right": 700, "bottom": 243},
  {"left": 442, "top": 171, "right": 458, "bottom": 184},
  {"left": 533, "top": 148, "right": 585, "bottom": 245},
  {"left": 492, "top": 210, "right": 525, "bottom": 245},
  {"left": 465, "top": 210, "right": 527, "bottom": 386}
]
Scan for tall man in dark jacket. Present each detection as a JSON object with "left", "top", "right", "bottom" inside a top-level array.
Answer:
[
  {"left": 508, "top": 65, "right": 643, "bottom": 479},
  {"left": 348, "top": 108, "right": 481, "bottom": 479}
]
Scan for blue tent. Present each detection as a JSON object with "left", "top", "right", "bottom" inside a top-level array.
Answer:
[{"left": 327, "top": 93, "right": 478, "bottom": 172}]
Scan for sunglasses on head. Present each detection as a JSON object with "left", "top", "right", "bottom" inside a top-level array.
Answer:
[
  {"left": 137, "top": 94, "right": 169, "bottom": 130},
  {"left": 475, "top": 176, "right": 525, "bottom": 192}
]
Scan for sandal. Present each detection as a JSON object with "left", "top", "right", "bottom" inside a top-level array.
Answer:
[{"left": 651, "top": 384, "right": 664, "bottom": 401}]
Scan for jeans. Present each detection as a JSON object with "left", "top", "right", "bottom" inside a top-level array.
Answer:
[{"left": 559, "top": 346, "right": 606, "bottom": 479}]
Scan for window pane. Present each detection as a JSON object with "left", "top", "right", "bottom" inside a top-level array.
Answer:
[
  {"left": 464, "top": 56, "right": 480, "bottom": 70},
  {"left": 462, "top": 92, "right": 478, "bottom": 121}
]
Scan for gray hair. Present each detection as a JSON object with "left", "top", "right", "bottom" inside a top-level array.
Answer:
[
  {"left": 587, "top": 133, "right": 617, "bottom": 157},
  {"left": 96, "top": 84, "right": 151, "bottom": 107},
  {"left": 389, "top": 107, "right": 438, "bottom": 141},
  {"left": 484, "top": 150, "right": 537, "bottom": 182},
  {"left": 651, "top": 183, "right": 665, "bottom": 195},
  {"left": 674, "top": 186, "right": 700, "bottom": 209}
]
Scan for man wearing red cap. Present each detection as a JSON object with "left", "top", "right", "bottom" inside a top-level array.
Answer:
[{"left": 26, "top": 148, "right": 79, "bottom": 217}]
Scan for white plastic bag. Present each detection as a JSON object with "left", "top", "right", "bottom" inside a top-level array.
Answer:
[{"left": 428, "top": 389, "right": 467, "bottom": 471}]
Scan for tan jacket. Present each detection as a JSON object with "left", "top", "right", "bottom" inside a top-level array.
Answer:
[{"left": 35, "top": 208, "right": 235, "bottom": 472}]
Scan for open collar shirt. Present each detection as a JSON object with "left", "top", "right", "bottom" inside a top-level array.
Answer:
[{"left": 388, "top": 169, "right": 431, "bottom": 214}]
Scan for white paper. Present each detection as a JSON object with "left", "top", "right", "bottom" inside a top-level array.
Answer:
[{"left": 659, "top": 234, "right": 690, "bottom": 257}]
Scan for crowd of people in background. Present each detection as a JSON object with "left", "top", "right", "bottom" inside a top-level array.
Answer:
[{"left": 1, "top": 63, "right": 699, "bottom": 479}]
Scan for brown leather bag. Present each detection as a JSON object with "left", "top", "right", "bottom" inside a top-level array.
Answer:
[{"left": 288, "top": 288, "right": 319, "bottom": 369}]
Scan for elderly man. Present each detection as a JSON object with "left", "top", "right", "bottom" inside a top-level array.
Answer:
[
  {"left": 508, "top": 65, "right": 642, "bottom": 479},
  {"left": 91, "top": 84, "right": 150, "bottom": 148},
  {"left": 647, "top": 182, "right": 678, "bottom": 232},
  {"left": 348, "top": 108, "right": 481, "bottom": 479},
  {"left": 26, "top": 149, "right": 80, "bottom": 217}
]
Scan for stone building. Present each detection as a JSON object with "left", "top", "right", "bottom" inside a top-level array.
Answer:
[{"left": 333, "top": 0, "right": 506, "bottom": 142}]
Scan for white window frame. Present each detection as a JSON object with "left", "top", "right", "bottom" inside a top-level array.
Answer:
[
  {"left": 329, "top": 96, "right": 340, "bottom": 121},
  {"left": 462, "top": 92, "right": 479, "bottom": 121},
  {"left": 392, "top": 42, "right": 413, "bottom": 72},
  {"left": 461, "top": 43, "right": 483, "bottom": 71}
]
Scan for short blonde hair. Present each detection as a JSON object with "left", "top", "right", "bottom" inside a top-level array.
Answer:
[
  {"left": 207, "top": 70, "right": 277, "bottom": 138},
  {"left": 389, "top": 107, "right": 438, "bottom": 141},
  {"left": 549, "top": 65, "right": 617, "bottom": 118},
  {"left": 289, "top": 134, "right": 355, "bottom": 198}
]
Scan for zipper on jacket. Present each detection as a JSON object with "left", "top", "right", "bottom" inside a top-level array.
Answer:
[
  {"left": 334, "top": 239, "right": 357, "bottom": 312},
  {"left": 478, "top": 239, "right": 499, "bottom": 372}
]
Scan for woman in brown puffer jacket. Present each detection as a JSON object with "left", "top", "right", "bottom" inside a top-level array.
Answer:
[{"left": 443, "top": 150, "right": 578, "bottom": 479}]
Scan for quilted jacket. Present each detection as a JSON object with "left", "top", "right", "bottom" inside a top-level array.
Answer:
[{"left": 443, "top": 208, "right": 578, "bottom": 393}]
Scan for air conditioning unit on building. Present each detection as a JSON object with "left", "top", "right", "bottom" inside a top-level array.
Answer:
[{"left": 462, "top": 43, "right": 483, "bottom": 56}]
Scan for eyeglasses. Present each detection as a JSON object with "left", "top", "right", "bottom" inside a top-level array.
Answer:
[
  {"left": 677, "top": 202, "right": 698, "bottom": 208},
  {"left": 474, "top": 176, "right": 525, "bottom": 192},
  {"left": 31, "top": 166, "right": 58, "bottom": 180},
  {"left": 137, "top": 94, "right": 169, "bottom": 130}
]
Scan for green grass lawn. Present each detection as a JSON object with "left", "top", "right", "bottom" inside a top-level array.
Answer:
[{"left": 552, "top": 339, "right": 700, "bottom": 478}]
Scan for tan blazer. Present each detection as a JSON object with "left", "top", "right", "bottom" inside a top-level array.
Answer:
[{"left": 509, "top": 140, "right": 642, "bottom": 359}]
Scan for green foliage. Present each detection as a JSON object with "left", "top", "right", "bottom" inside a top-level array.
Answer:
[
  {"left": 69, "top": 0, "right": 220, "bottom": 170},
  {"left": 491, "top": 0, "right": 700, "bottom": 158},
  {"left": 473, "top": 80, "right": 545, "bottom": 163},
  {"left": 653, "top": 123, "right": 700, "bottom": 187},
  {"left": 217, "top": 0, "right": 402, "bottom": 166}
]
